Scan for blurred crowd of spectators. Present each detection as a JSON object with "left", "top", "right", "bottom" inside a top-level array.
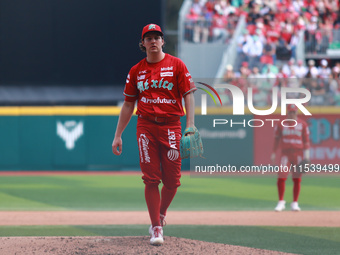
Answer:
[
  {"left": 184, "top": 0, "right": 340, "bottom": 56},
  {"left": 184, "top": 0, "right": 241, "bottom": 43},
  {"left": 236, "top": 0, "right": 340, "bottom": 69},
  {"left": 221, "top": 58, "right": 340, "bottom": 106},
  {"left": 184, "top": 0, "right": 340, "bottom": 106},
  {"left": 229, "top": 0, "right": 340, "bottom": 106}
]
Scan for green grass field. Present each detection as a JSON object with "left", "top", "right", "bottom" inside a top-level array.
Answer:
[{"left": 0, "top": 174, "right": 339, "bottom": 254}]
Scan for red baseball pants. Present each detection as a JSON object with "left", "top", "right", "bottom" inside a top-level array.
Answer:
[
  {"left": 136, "top": 117, "right": 182, "bottom": 227},
  {"left": 137, "top": 117, "right": 182, "bottom": 189}
]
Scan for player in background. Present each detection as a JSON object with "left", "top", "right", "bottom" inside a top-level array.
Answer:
[
  {"left": 271, "top": 104, "right": 310, "bottom": 212},
  {"left": 112, "top": 24, "right": 196, "bottom": 245}
]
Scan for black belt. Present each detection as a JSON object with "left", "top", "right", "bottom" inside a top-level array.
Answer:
[{"left": 138, "top": 114, "right": 180, "bottom": 124}]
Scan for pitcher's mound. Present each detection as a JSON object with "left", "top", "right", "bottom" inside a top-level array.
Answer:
[{"left": 0, "top": 236, "right": 296, "bottom": 254}]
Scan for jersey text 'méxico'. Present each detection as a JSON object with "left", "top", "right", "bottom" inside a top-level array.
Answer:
[
  {"left": 123, "top": 54, "right": 196, "bottom": 117},
  {"left": 273, "top": 118, "right": 310, "bottom": 151}
]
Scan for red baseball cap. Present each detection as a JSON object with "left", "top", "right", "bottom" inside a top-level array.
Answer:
[
  {"left": 141, "top": 24, "right": 163, "bottom": 39},
  {"left": 287, "top": 104, "right": 298, "bottom": 112}
]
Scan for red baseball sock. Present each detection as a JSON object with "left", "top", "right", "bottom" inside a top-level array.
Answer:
[
  {"left": 277, "top": 178, "right": 287, "bottom": 201},
  {"left": 145, "top": 184, "right": 161, "bottom": 227},
  {"left": 293, "top": 178, "right": 301, "bottom": 202},
  {"left": 160, "top": 185, "right": 177, "bottom": 216}
]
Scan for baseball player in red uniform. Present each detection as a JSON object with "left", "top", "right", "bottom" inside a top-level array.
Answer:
[
  {"left": 112, "top": 24, "right": 196, "bottom": 245},
  {"left": 271, "top": 104, "right": 310, "bottom": 212}
]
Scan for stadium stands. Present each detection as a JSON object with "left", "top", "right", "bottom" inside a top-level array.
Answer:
[{"left": 182, "top": 0, "right": 340, "bottom": 106}]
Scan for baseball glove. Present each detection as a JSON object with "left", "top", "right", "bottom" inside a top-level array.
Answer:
[
  {"left": 180, "top": 127, "right": 203, "bottom": 159},
  {"left": 297, "top": 159, "right": 311, "bottom": 173}
]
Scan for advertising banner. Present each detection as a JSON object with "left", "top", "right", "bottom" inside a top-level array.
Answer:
[
  {"left": 254, "top": 114, "right": 340, "bottom": 165},
  {"left": 308, "top": 114, "right": 340, "bottom": 164}
]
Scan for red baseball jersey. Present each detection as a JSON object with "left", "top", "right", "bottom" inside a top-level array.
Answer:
[
  {"left": 273, "top": 118, "right": 310, "bottom": 151},
  {"left": 265, "top": 26, "right": 280, "bottom": 43},
  {"left": 123, "top": 53, "right": 196, "bottom": 117}
]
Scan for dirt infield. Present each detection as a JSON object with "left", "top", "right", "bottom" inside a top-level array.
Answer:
[
  {"left": 0, "top": 210, "right": 337, "bottom": 254},
  {"left": 0, "top": 236, "right": 299, "bottom": 255},
  {"left": 0, "top": 210, "right": 338, "bottom": 226}
]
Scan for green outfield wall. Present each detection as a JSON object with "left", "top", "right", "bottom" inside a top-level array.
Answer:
[
  {"left": 0, "top": 107, "right": 188, "bottom": 171},
  {"left": 0, "top": 107, "right": 129, "bottom": 170},
  {"left": 0, "top": 106, "right": 339, "bottom": 171}
]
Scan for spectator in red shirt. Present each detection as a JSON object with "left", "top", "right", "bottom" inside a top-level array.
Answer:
[
  {"left": 211, "top": 10, "right": 229, "bottom": 43},
  {"left": 265, "top": 21, "right": 280, "bottom": 44},
  {"left": 281, "top": 25, "right": 293, "bottom": 44}
]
